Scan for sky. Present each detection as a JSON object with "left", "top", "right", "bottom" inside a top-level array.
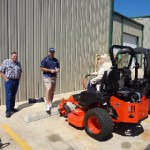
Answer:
[{"left": 114, "top": 0, "right": 150, "bottom": 18}]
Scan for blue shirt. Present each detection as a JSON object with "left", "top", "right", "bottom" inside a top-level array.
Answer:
[{"left": 40, "top": 56, "right": 60, "bottom": 77}]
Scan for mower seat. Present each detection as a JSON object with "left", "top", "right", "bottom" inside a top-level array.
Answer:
[
  {"left": 100, "top": 69, "right": 120, "bottom": 94},
  {"left": 79, "top": 91, "right": 110, "bottom": 107},
  {"left": 72, "top": 93, "right": 80, "bottom": 101}
]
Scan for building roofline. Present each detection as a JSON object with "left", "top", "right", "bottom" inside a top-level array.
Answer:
[
  {"left": 114, "top": 11, "right": 144, "bottom": 27},
  {"left": 131, "top": 16, "right": 150, "bottom": 19}
]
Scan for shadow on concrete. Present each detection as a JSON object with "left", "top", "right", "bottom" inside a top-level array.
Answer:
[
  {"left": 113, "top": 123, "right": 144, "bottom": 136},
  {"left": 100, "top": 134, "right": 113, "bottom": 142},
  {"left": 17, "top": 102, "right": 35, "bottom": 110},
  {"left": 52, "top": 100, "right": 61, "bottom": 108},
  {"left": 17, "top": 97, "right": 45, "bottom": 110},
  {"left": 17, "top": 98, "right": 61, "bottom": 110},
  {"left": 68, "top": 121, "right": 113, "bottom": 142},
  {"left": 144, "top": 143, "right": 150, "bottom": 150},
  {"left": 47, "top": 134, "right": 75, "bottom": 150},
  {"left": 0, "top": 140, "right": 10, "bottom": 149}
]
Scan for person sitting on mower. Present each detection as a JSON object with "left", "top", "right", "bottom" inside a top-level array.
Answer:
[
  {"left": 87, "top": 54, "right": 112, "bottom": 91},
  {"left": 89, "top": 55, "right": 102, "bottom": 76}
]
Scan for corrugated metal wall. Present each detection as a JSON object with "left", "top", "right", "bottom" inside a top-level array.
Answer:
[
  {"left": 134, "top": 17, "right": 150, "bottom": 49},
  {"left": 113, "top": 13, "right": 122, "bottom": 45},
  {"left": 0, "top": 0, "right": 112, "bottom": 104},
  {"left": 113, "top": 13, "right": 143, "bottom": 46}
]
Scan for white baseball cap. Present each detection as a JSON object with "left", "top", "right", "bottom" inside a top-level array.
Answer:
[{"left": 100, "top": 54, "right": 110, "bottom": 62}]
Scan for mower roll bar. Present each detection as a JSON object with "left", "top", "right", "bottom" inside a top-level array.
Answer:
[
  {"left": 109, "top": 45, "right": 137, "bottom": 68},
  {"left": 134, "top": 48, "right": 150, "bottom": 82},
  {"left": 109, "top": 45, "right": 140, "bottom": 87}
]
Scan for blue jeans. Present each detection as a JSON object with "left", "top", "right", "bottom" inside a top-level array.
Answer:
[
  {"left": 87, "top": 81, "right": 97, "bottom": 92},
  {"left": 5, "top": 79, "right": 19, "bottom": 113}
]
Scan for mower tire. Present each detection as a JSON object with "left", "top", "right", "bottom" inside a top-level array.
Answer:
[
  {"left": 84, "top": 108, "right": 113, "bottom": 141},
  {"left": 64, "top": 104, "right": 71, "bottom": 118},
  {"left": 143, "top": 85, "right": 150, "bottom": 114}
]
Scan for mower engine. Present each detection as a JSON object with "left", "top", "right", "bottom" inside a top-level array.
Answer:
[
  {"left": 116, "top": 90, "right": 142, "bottom": 103},
  {"left": 110, "top": 90, "right": 148, "bottom": 123}
]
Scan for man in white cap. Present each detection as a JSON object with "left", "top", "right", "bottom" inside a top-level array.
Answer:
[{"left": 87, "top": 54, "right": 112, "bottom": 91}]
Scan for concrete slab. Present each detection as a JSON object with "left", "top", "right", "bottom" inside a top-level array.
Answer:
[
  {"left": 24, "top": 102, "right": 76, "bottom": 123},
  {"left": 24, "top": 111, "right": 51, "bottom": 123},
  {"left": 23, "top": 91, "right": 80, "bottom": 123},
  {"left": 24, "top": 108, "right": 59, "bottom": 123}
]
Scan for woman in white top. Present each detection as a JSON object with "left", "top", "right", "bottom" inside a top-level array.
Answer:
[{"left": 87, "top": 54, "right": 112, "bottom": 91}]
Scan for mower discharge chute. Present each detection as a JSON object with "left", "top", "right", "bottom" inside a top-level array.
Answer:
[{"left": 58, "top": 45, "right": 150, "bottom": 141}]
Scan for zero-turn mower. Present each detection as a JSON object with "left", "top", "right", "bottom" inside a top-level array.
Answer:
[{"left": 58, "top": 45, "right": 150, "bottom": 141}]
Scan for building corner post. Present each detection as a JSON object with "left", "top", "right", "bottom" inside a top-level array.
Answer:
[{"left": 108, "top": 0, "right": 114, "bottom": 49}]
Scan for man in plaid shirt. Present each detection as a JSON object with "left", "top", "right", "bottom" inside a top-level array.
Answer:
[{"left": 0, "top": 52, "right": 22, "bottom": 118}]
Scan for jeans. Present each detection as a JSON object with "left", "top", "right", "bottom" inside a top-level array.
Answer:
[
  {"left": 87, "top": 81, "right": 97, "bottom": 92},
  {"left": 5, "top": 79, "right": 19, "bottom": 113}
]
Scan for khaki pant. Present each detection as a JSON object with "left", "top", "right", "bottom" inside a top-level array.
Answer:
[{"left": 43, "top": 77, "right": 56, "bottom": 91}]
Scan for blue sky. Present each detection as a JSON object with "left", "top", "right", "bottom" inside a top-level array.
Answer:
[{"left": 114, "top": 0, "right": 150, "bottom": 17}]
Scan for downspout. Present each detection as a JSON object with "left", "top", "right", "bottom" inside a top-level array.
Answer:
[
  {"left": 137, "top": 37, "right": 139, "bottom": 47},
  {"left": 141, "top": 26, "right": 144, "bottom": 47},
  {"left": 108, "top": 0, "right": 114, "bottom": 49}
]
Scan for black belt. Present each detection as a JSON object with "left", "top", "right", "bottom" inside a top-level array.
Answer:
[{"left": 8, "top": 78, "right": 19, "bottom": 80}]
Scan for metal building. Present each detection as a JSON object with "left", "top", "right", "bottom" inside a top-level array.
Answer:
[
  {"left": 132, "top": 16, "right": 150, "bottom": 49},
  {"left": 0, "top": 0, "right": 114, "bottom": 104},
  {"left": 113, "top": 12, "right": 144, "bottom": 48}
]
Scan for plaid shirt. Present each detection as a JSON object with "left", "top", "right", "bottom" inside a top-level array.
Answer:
[{"left": 0, "top": 59, "right": 22, "bottom": 79}]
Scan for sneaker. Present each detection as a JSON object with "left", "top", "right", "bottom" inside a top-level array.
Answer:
[{"left": 46, "top": 105, "right": 52, "bottom": 112}]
